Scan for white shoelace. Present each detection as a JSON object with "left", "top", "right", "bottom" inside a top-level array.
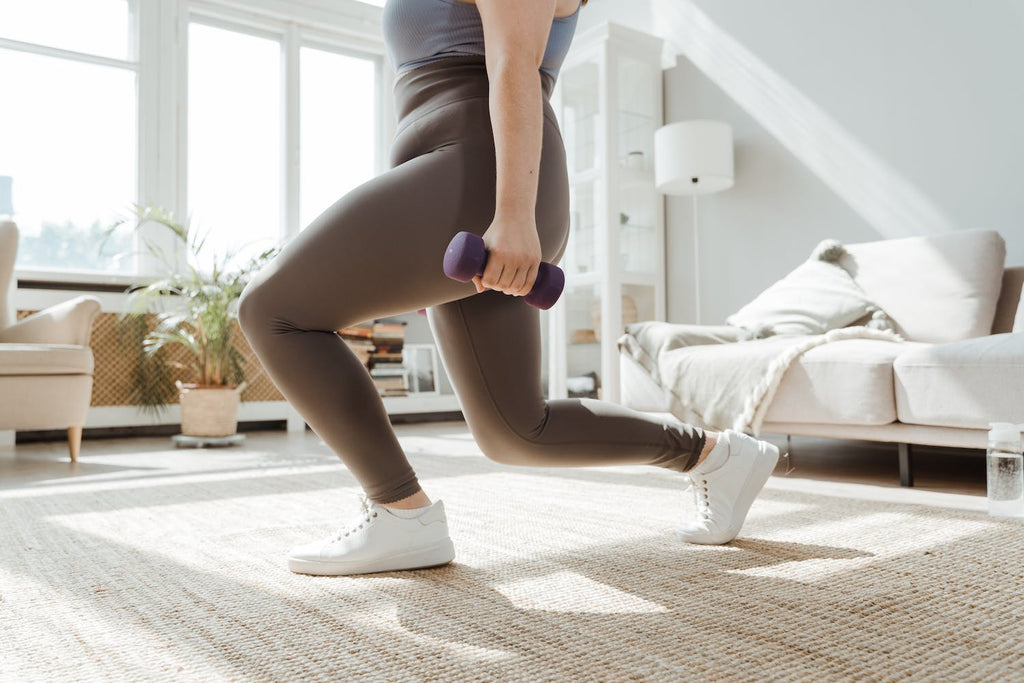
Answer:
[{"left": 333, "top": 495, "right": 379, "bottom": 540}]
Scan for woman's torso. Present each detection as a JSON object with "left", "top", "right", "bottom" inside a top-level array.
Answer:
[{"left": 382, "top": 0, "right": 582, "bottom": 83}]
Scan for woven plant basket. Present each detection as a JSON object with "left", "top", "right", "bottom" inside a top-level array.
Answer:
[{"left": 176, "top": 380, "right": 248, "bottom": 437}]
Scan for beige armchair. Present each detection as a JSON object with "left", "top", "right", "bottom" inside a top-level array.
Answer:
[{"left": 0, "top": 219, "right": 101, "bottom": 461}]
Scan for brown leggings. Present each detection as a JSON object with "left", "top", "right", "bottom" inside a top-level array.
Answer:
[{"left": 237, "top": 56, "right": 706, "bottom": 504}]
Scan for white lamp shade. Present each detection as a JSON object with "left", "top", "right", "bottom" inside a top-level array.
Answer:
[{"left": 654, "top": 120, "right": 734, "bottom": 195}]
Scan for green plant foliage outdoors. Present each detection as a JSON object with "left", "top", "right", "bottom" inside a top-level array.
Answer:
[{"left": 104, "top": 204, "right": 280, "bottom": 416}]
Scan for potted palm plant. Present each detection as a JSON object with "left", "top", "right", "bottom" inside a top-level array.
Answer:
[{"left": 105, "top": 204, "right": 279, "bottom": 440}]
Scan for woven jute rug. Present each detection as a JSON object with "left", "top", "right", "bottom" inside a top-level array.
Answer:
[{"left": 2, "top": 431, "right": 1022, "bottom": 682}]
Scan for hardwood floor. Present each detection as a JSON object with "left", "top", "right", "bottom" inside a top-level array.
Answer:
[
  {"left": 1, "top": 419, "right": 989, "bottom": 512},
  {"left": 759, "top": 432, "right": 987, "bottom": 496}
]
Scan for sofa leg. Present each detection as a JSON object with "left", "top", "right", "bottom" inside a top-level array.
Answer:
[
  {"left": 68, "top": 426, "right": 83, "bottom": 463},
  {"left": 898, "top": 443, "right": 913, "bottom": 487}
]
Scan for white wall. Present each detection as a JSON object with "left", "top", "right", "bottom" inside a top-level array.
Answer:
[
  {"left": 581, "top": 0, "right": 1024, "bottom": 324},
  {"left": 575, "top": 0, "right": 657, "bottom": 40}
]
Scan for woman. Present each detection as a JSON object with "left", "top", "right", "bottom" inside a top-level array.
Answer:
[{"left": 237, "top": 0, "right": 779, "bottom": 576}]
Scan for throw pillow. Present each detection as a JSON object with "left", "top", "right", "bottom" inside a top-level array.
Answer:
[{"left": 725, "top": 239, "right": 895, "bottom": 336}]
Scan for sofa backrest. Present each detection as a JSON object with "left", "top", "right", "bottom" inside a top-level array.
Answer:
[
  {"left": 839, "top": 229, "right": 1006, "bottom": 343},
  {"left": 993, "top": 266, "right": 1024, "bottom": 334},
  {"left": 0, "top": 219, "right": 17, "bottom": 330}
]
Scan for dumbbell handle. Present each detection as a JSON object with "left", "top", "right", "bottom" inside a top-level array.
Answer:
[{"left": 443, "top": 231, "right": 564, "bottom": 310}]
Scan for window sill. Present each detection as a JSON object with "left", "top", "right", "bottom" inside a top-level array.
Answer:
[{"left": 14, "top": 268, "right": 158, "bottom": 292}]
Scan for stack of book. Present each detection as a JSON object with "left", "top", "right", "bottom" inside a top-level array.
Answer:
[
  {"left": 337, "top": 321, "right": 375, "bottom": 368},
  {"left": 369, "top": 318, "right": 409, "bottom": 397}
]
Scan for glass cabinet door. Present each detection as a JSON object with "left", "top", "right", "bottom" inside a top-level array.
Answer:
[
  {"left": 615, "top": 54, "right": 659, "bottom": 277},
  {"left": 547, "top": 23, "right": 664, "bottom": 404},
  {"left": 564, "top": 283, "right": 602, "bottom": 399},
  {"left": 566, "top": 178, "right": 600, "bottom": 276},
  {"left": 560, "top": 61, "right": 600, "bottom": 176},
  {"left": 559, "top": 61, "right": 602, "bottom": 280}
]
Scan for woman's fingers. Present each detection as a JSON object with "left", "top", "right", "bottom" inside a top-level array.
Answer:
[
  {"left": 509, "top": 263, "right": 537, "bottom": 296},
  {"left": 480, "top": 261, "right": 505, "bottom": 291},
  {"left": 479, "top": 260, "right": 537, "bottom": 296},
  {"left": 523, "top": 263, "right": 538, "bottom": 295}
]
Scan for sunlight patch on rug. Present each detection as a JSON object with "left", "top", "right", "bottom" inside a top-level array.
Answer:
[
  {"left": 494, "top": 570, "right": 670, "bottom": 614},
  {"left": 729, "top": 511, "right": 996, "bottom": 583}
]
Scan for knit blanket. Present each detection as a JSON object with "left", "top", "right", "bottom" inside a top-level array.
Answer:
[{"left": 617, "top": 323, "right": 905, "bottom": 435}]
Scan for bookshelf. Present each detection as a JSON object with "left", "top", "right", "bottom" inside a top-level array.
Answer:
[
  {"left": 338, "top": 311, "right": 460, "bottom": 417},
  {"left": 546, "top": 23, "right": 667, "bottom": 404}
]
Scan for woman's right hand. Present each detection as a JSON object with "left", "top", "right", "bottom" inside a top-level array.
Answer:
[{"left": 472, "top": 213, "right": 542, "bottom": 297}]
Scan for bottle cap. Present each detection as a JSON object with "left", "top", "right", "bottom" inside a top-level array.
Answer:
[{"left": 988, "top": 422, "right": 1022, "bottom": 445}]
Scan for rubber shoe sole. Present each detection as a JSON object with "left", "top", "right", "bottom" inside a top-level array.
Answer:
[{"left": 287, "top": 538, "right": 456, "bottom": 576}]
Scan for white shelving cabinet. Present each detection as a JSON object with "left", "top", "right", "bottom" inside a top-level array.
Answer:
[{"left": 545, "top": 22, "right": 666, "bottom": 404}]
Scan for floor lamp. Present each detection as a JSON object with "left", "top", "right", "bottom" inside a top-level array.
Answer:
[{"left": 654, "top": 120, "right": 734, "bottom": 324}]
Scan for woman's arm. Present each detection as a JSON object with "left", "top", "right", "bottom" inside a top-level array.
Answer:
[{"left": 471, "top": 0, "right": 559, "bottom": 297}]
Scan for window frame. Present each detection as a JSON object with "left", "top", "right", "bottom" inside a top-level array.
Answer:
[{"left": 8, "top": 0, "right": 392, "bottom": 289}]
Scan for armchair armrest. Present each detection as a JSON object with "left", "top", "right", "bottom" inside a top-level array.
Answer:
[{"left": 0, "top": 296, "right": 102, "bottom": 346}]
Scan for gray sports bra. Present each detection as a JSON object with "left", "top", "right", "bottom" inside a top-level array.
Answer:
[{"left": 382, "top": 0, "right": 581, "bottom": 81}]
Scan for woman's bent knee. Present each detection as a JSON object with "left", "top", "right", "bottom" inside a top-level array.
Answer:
[
  {"left": 237, "top": 278, "right": 271, "bottom": 339},
  {"left": 475, "top": 429, "right": 544, "bottom": 467}
]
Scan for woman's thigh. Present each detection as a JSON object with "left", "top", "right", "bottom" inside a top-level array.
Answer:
[
  {"left": 244, "top": 98, "right": 570, "bottom": 333},
  {"left": 242, "top": 141, "right": 476, "bottom": 332}
]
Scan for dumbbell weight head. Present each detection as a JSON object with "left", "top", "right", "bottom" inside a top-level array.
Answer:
[
  {"left": 442, "top": 231, "right": 487, "bottom": 283},
  {"left": 443, "top": 231, "right": 564, "bottom": 309},
  {"left": 525, "top": 261, "right": 565, "bottom": 310}
]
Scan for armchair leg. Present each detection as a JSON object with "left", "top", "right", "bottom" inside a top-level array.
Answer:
[{"left": 68, "top": 426, "right": 83, "bottom": 463}]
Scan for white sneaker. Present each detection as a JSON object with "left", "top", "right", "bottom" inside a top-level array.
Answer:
[
  {"left": 678, "top": 430, "right": 779, "bottom": 545},
  {"left": 287, "top": 494, "right": 455, "bottom": 576}
]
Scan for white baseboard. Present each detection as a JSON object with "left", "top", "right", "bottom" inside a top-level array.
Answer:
[
  {"left": 80, "top": 394, "right": 462, "bottom": 430},
  {"left": 4, "top": 395, "right": 463, "bottom": 443},
  {"left": 83, "top": 401, "right": 294, "bottom": 428}
]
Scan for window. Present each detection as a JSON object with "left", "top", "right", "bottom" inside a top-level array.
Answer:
[
  {"left": 187, "top": 22, "right": 282, "bottom": 272},
  {"left": 1, "top": 0, "right": 385, "bottom": 280},
  {"left": 0, "top": 0, "right": 137, "bottom": 274},
  {"left": 299, "top": 47, "right": 377, "bottom": 230},
  {"left": 0, "top": 0, "right": 130, "bottom": 60}
]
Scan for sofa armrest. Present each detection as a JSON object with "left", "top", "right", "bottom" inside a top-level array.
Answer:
[{"left": 0, "top": 296, "right": 102, "bottom": 346}]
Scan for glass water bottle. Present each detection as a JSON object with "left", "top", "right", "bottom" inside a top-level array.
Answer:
[{"left": 987, "top": 422, "right": 1024, "bottom": 519}]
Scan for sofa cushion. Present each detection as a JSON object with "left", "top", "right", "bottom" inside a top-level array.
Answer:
[
  {"left": 893, "top": 333, "right": 1024, "bottom": 429},
  {"left": 726, "top": 258, "right": 889, "bottom": 336},
  {"left": 840, "top": 230, "right": 1005, "bottom": 343},
  {"left": 764, "top": 339, "right": 917, "bottom": 425},
  {"left": 0, "top": 343, "right": 94, "bottom": 375}
]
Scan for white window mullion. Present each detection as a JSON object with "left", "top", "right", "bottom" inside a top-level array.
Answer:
[
  {"left": 377, "top": 54, "right": 393, "bottom": 176},
  {"left": 136, "top": 0, "right": 177, "bottom": 277},
  {"left": 171, "top": 0, "right": 190, "bottom": 275},
  {"left": 137, "top": 0, "right": 189, "bottom": 277},
  {"left": 283, "top": 22, "right": 301, "bottom": 241}
]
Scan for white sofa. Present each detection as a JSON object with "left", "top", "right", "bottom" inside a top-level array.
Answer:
[
  {"left": 618, "top": 230, "right": 1024, "bottom": 486},
  {"left": 0, "top": 219, "right": 101, "bottom": 461}
]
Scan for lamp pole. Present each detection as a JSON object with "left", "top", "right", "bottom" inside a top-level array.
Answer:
[{"left": 692, "top": 183, "right": 701, "bottom": 324}]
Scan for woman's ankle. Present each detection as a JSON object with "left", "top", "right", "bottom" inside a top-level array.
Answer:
[
  {"left": 380, "top": 489, "right": 432, "bottom": 509},
  {"left": 694, "top": 432, "right": 719, "bottom": 469}
]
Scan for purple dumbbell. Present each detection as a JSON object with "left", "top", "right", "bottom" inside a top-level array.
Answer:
[{"left": 443, "top": 231, "right": 565, "bottom": 310}]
